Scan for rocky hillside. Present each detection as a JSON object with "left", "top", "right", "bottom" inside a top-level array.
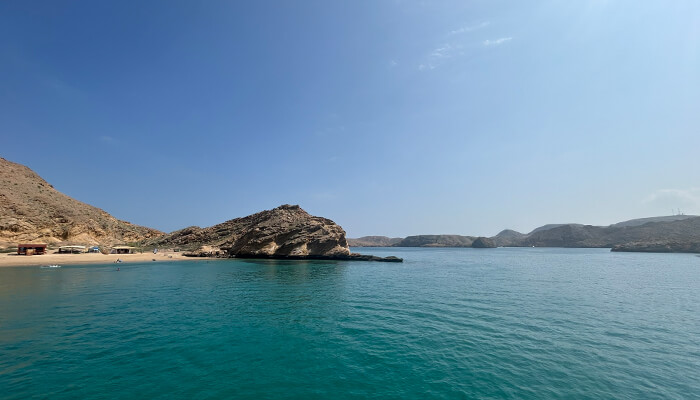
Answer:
[
  {"left": 347, "top": 234, "right": 477, "bottom": 248},
  {"left": 350, "top": 215, "right": 700, "bottom": 253},
  {"left": 607, "top": 215, "right": 696, "bottom": 228},
  {"left": 395, "top": 235, "right": 475, "bottom": 247},
  {"left": 509, "top": 217, "right": 700, "bottom": 249},
  {"left": 492, "top": 229, "right": 527, "bottom": 247},
  {"left": 146, "top": 205, "right": 351, "bottom": 257},
  {"left": 348, "top": 236, "right": 403, "bottom": 247},
  {"left": 471, "top": 237, "right": 496, "bottom": 248},
  {"left": 0, "top": 157, "right": 162, "bottom": 247}
]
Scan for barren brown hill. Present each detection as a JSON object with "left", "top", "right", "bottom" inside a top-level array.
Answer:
[
  {"left": 347, "top": 236, "right": 403, "bottom": 247},
  {"left": 395, "top": 234, "right": 476, "bottom": 247},
  {"left": 0, "top": 157, "right": 162, "bottom": 248}
]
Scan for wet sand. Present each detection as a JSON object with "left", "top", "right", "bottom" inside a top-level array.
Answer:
[{"left": 0, "top": 251, "right": 208, "bottom": 267}]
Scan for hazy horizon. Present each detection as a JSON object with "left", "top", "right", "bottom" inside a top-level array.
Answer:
[{"left": 2, "top": 1, "right": 699, "bottom": 237}]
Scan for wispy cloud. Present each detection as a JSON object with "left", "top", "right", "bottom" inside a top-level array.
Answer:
[
  {"left": 449, "top": 21, "right": 490, "bottom": 36},
  {"left": 417, "top": 21, "right": 511, "bottom": 71},
  {"left": 418, "top": 43, "right": 458, "bottom": 71},
  {"left": 430, "top": 43, "right": 453, "bottom": 58},
  {"left": 483, "top": 37, "right": 512, "bottom": 47}
]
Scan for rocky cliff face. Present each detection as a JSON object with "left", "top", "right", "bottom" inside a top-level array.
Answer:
[
  {"left": 229, "top": 205, "right": 351, "bottom": 257},
  {"left": 0, "top": 158, "right": 162, "bottom": 247},
  {"left": 146, "top": 205, "right": 352, "bottom": 258}
]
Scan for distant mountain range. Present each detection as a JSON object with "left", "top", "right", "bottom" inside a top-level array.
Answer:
[{"left": 348, "top": 215, "right": 700, "bottom": 253}]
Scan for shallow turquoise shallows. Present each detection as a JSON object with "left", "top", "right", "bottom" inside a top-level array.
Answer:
[{"left": 1, "top": 248, "right": 699, "bottom": 399}]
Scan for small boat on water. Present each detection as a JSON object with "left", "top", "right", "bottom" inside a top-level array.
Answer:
[{"left": 41, "top": 265, "right": 61, "bottom": 268}]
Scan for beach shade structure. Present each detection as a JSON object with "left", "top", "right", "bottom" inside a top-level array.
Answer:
[
  {"left": 17, "top": 244, "right": 47, "bottom": 255},
  {"left": 58, "top": 245, "right": 87, "bottom": 254},
  {"left": 111, "top": 246, "right": 137, "bottom": 254},
  {"left": 89, "top": 246, "right": 100, "bottom": 253}
]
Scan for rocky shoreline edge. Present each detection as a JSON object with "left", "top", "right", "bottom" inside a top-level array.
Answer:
[
  {"left": 611, "top": 242, "right": 700, "bottom": 253},
  {"left": 184, "top": 253, "right": 403, "bottom": 262}
]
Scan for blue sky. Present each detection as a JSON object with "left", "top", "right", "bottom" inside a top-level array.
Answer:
[{"left": 1, "top": 1, "right": 699, "bottom": 237}]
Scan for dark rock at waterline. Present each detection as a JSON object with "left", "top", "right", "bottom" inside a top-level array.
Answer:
[
  {"left": 611, "top": 241, "right": 700, "bottom": 253},
  {"left": 230, "top": 253, "right": 403, "bottom": 262}
]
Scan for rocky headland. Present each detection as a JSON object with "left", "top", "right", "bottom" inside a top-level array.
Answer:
[{"left": 145, "top": 205, "right": 402, "bottom": 262}]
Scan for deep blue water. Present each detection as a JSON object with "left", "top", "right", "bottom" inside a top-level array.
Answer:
[{"left": 1, "top": 248, "right": 699, "bottom": 399}]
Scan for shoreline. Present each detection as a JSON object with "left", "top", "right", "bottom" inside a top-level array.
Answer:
[{"left": 0, "top": 251, "right": 211, "bottom": 267}]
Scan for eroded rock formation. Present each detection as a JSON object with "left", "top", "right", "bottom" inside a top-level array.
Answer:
[
  {"left": 229, "top": 205, "right": 351, "bottom": 257},
  {"left": 145, "top": 204, "right": 402, "bottom": 261}
]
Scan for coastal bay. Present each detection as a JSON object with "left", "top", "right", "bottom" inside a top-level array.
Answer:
[{"left": 1, "top": 248, "right": 698, "bottom": 399}]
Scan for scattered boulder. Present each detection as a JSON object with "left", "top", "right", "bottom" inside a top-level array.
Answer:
[{"left": 183, "top": 245, "right": 227, "bottom": 257}]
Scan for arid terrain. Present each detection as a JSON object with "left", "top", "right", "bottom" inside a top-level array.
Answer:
[{"left": 0, "top": 157, "right": 161, "bottom": 248}]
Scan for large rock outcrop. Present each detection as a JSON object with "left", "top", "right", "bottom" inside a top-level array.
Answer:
[
  {"left": 228, "top": 205, "right": 351, "bottom": 257},
  {"left": 145, "top": 205, "right": 402, "bottom": 260},
  {"left": 0, "top": 157, "right": 162, "bottom": 247}
]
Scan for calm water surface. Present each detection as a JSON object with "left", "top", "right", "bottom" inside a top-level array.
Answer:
[{"left": 1, "top": 248, "right": 699, "bottom": 399}]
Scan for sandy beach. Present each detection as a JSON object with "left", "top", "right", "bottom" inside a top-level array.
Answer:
[{"left": 0, "top": 251, "right": 208, "bottom": 267}]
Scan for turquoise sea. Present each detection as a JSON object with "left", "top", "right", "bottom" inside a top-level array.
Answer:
[{"left": 1, "top": 248, "right": 698, "bottom": 399}]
